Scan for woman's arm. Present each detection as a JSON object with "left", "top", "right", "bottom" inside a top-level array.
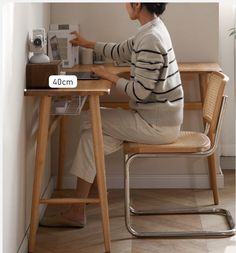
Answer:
[
  {"left": 116, "top": 35, "right": 165, "bottom": 101},
  {"left": 70, "top": 31, "right": 96, "bottom": 49},
  {"left": 70, "top": 31, "right": 133, "bottom": 63},
  {"left": 70, "top": 31, "right": 132, "bottom": 83},
  {"left": 94, "top": 37, "right": 134, "bottom": 63},
  {"left": 91, "top": 66, "right": 120, "bottom": 83}
]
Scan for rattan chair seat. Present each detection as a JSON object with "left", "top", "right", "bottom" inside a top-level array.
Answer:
[{"left": 124, "top": 131, "right": 211, "bottom": 154}]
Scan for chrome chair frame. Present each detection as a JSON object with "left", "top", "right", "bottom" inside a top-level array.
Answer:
[{"left": 124, "top": 95, "right": 236, "bottom": 238}]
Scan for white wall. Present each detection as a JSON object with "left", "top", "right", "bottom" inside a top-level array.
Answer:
[
  {"left": 1, "top": 3, "right": 50, "bottom": 253},
  {"left": 51, "top": 3, "right": 219, "bottom": 62},
  {"left": 219, "top": 2, "right": 235, "bottom": 156},
  {"left": 164, "top": 3, "right": 219, "bottom": 62},
  {"left": 50, "top": 3, "right": 223, "bottom": 189},
  {"left": 51, "top": 3, "right": 138, "bottom": 43},
  {"left": 0, "top": 1, "right": 3, "bottom": 252}
]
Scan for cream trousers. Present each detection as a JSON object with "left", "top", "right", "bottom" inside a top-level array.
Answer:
[{"left": 70, "top": 108, "right": 180, "bottom": 183}]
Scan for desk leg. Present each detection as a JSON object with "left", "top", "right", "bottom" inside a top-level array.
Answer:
[
  {"left": 28, "top": 96, "right": 52, "bottom": 253},
  {"left": 89, "top": 95, "right": 111, "bottom": 253},
  {"left": 56, "top": 116, "right": 66, "bottom": 190},
  {"left": 199, "top": 73, "right": 208, "bottom": 105}
]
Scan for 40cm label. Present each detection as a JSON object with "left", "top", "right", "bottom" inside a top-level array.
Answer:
[{"left": 49, "top": 75, "right": 77, "bottom": 88}]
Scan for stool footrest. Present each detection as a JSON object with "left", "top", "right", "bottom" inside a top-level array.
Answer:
[{"left": 40, "top": 197, "right": 100, "bottom": 205}]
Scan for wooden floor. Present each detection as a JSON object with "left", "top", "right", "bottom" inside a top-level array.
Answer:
[{"left": 35, "top": 170, "right": 235, "bottom": 253}]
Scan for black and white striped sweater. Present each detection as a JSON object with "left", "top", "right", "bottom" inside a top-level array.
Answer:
[{"left": 95, "top": 17, "right": 184, "bottom": 127}]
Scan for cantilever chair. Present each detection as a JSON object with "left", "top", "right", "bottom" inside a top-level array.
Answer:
[{"left": 123, "top": 71, "right": 235, "bottom": 238}]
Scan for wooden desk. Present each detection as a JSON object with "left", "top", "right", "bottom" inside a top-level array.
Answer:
[
  {"left": 78, "top": 62, "right": 221, "bottom": 111},
  {"left": 178, "top": 62, "right": 221, "bottom": 110},
  {"left": 25, "top": 70, "right": 115, "bottom": 252},
  {"left": 25, "top": 62, "right": 221, "bottom": 252}
]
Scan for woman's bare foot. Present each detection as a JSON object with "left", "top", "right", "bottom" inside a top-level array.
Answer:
[
  {"left": 61, "top": 205, "right": 86, "bottom": 225},
  {"left": 60, "top": 177, "right": 92, "bottom": 226}
]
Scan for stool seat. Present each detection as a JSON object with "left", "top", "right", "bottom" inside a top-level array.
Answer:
[{"left": 124, "top": 131, "right": 211, "bottom": 154}]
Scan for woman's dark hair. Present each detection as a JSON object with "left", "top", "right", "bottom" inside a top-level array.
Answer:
[{"left": 142, "top": 3, "right": 167, "bottom": 16}]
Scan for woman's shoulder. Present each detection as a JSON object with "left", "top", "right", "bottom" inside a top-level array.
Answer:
[
  {"left": 135, "top": 31, "right": 163, "bottom": 50},
  {"left": 136, "top": 23, "right": 172, "bottom": 50}
]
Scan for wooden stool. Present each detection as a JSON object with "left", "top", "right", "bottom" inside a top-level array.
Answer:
[{"left": 25, "top": 89, "right": 111, "bottom": 252}]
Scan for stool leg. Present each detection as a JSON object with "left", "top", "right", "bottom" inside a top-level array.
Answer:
[
  {"left": 28, "top": 96, "right": 51, "bottom": 253},
  {"left": 56, "top": 116, "right": 66, "bottom": 190},
  {"left": 89, "top": 95, "right": 111, "bottom": 253}
]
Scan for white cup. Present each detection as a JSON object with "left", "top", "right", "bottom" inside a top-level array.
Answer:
[{"left": 80, "top": 48, "right": 93, "bottom": 64}]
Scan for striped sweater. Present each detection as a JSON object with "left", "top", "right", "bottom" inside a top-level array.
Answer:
[{"left": 95, "top": 17, "right": 184, "bottom": 127}]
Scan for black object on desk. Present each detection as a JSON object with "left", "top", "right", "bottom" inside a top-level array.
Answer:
[{"left": 66, "top": 71, "right": 100, "bottom": 80}]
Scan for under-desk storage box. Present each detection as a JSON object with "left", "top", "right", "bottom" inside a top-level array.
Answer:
[
  {"left": 26, "top": 60, "right": 62, "bottom": 89},
  {"left": 51, "top": 96, "right": 87, "bottom": 115}
]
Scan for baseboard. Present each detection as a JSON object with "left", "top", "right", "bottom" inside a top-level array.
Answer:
[
  {"left": 220, "top": 156, "right": 235, "bottom": 170},
  {"left": 107, "top": 173, "right": 224, "bottom": 189},
  {"left": 17, "top": 235, "right": 28, "bottom": 253},
  {"left": 58, "top": 173, "right": 224, "bottom": 190},
  {"left": 17, "top": 177, "right": 55, "bottom": 253},
  {"left": 39, "top": 177, "right": 55, "bottom": 221},
  {"left": 221, "top": 144, "right": 235, "bottom": 156}
]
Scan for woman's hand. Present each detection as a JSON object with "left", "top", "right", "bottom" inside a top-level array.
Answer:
[
  {"left": 91, "top": 66, "right": 120, "bottom": 83},
  {"left": 70, "top": 31, "right": 96, "bottom": 49}
]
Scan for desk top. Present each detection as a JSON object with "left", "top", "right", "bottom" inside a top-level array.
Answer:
[
  {"left": 24, "top": 79, "right": 112, "bottom": 97},
  {"left": 24, "top": 64, "right": 129, "bottom": 97},
  {"left": 24, "top": 62, "right": 221, "bottom": 97},
  {"left": 66, "top": 62, "right": 221, "bottom": 74},
  {"left": 178, "top": 62, "right": 221, "bottom": 73}
]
